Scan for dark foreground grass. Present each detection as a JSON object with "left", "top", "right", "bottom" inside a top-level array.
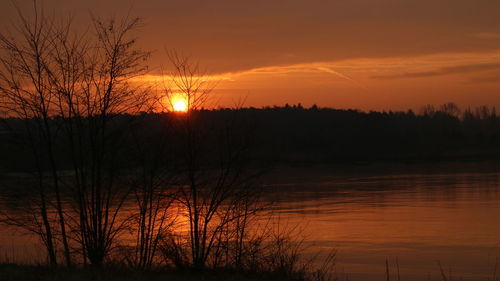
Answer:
[{"left": 0, "top": 264, "right": 308, "bottom": 281}]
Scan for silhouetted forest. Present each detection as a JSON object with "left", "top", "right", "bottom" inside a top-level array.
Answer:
[
  {"left": 2, "top": 102, "right": 500, "bottom": 172},
  {"left": 243, "top": 103, "right": 500, "bottom": 164}
]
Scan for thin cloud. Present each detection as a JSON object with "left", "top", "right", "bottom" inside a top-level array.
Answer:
[
  {"left": 229, "top": 62, "right": 364, "bottom": 87},
  {"left": 372, "top": 62, "right": 500, "bottom": 80},
  {"left": 467, "top": 72, "right": 500, "bottom": 83}
]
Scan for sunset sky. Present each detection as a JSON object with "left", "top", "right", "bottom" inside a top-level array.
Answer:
[{"left": 2, "top": 0, "right": 500, "bottom": 111}]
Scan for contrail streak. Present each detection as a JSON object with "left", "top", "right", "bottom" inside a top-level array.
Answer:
[{"left": 315, "top": 66, "right": 367, "bottom": 90}]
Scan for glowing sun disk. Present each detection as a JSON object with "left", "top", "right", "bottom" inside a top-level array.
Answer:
[{"left": 173, "top": 99, "right": 188, "bottom": 112}]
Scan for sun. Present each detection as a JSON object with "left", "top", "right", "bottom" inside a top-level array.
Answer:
[{"left": 173, "top": 99, "right": 188, "bottom": 112}]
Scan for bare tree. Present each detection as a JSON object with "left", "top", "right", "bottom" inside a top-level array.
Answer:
[
  {"left": 0, "top": 2, "right": 152, "bottom": 267},
  {"left": 59, "top": 15, "right": 151, "bottom": 267},
  {"left": 125, "top": 113, "right": 178, "bottom": 269},
  {"left": 161, "top": 54, "right": 263, "bottom": 269},
  {"left": 0, "top": 1, "right": 72, "bottom": 266}
]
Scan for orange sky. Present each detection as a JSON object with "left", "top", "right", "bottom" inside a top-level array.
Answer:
[{"left": 1, "top": 0, "right": 500, "bottom": 111}]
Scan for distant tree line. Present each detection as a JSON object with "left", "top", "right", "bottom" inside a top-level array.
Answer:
[
  {"left": 3, "top": 102, "right": 500, "bottom": 171},
  {"left": 195, "top": 102, "right": 500, "bottom": 164}
]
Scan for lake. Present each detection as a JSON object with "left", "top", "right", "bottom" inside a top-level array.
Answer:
[
  {"left": 265, "top": 164, "right": 500, "bottom": 281},
  {"left": 2, "top": 163, "right": 500, "bottom": 280}
]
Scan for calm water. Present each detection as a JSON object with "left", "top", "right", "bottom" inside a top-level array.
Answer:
[
  {"left": 266, "top": 168, "right": 500, "bottom": 281},
  {"left": 2, "top": 166, "right": 500, "bottom": 280}
]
